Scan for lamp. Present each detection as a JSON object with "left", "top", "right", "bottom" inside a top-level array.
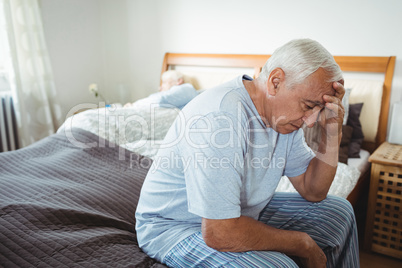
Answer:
[{"left": 388, "top": 101, "right": 402, "bottom": 145}]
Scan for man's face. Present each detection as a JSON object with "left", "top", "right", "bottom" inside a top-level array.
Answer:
[
  {"left": 159, "top": 78, "right": 177, "bottom": 92},
  {"left": 267, "top": 68, "right": 335, "bottom": 134}
]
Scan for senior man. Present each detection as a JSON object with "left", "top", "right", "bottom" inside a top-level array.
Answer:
[
  {"left": 136, "top": 39, "right": 359, "bottom": 267},
  {"left": 124, "top": 70, "right": 197, "bottom": 109}
]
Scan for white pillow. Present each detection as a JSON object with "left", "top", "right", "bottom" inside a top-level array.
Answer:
[
  {"left": 345, "top": 79, "right": 384, "bottom": 142},
  {"left": 342, "top": 87, "right": 352, "bottom": 125}
]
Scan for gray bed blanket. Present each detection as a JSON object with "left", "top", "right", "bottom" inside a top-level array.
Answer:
[{"left": 0, "top": 128, "right": 166, "bottom": 267}]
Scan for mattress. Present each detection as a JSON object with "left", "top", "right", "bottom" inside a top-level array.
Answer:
[{"left": 347, "top": 149, "right": 371, "bottom": 174}]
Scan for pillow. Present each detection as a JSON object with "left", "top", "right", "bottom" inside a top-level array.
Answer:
[
  {"left": 347, "top": 103, "right": 364, "bottom": 158},
  {"left": 339, "top": 125, "right": 353, "bottom": 164},
  {"left": 342, "top": 87, "right": 352, "bottom": 125},
  {"left": 345, "top": 79, "right": 383, "bottom": 142}
]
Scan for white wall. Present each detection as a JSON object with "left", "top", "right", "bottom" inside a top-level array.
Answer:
[
  {"left": 41, "top": 0, "right": 402, "bottom": 130},
  {"left": 98, "top": 0, "right": 131, "bottom": 103},
  {"left": 40, "top": 0, "right": 131, "bottom": 120},
  {"left": 40, "top": 0, "right": 103, "bottom": 119}
]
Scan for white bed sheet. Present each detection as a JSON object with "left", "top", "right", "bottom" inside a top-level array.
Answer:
[
  {"left": 347, "top": 149, "right": 370, "bottom": 174},
  {"left": 57, "top": 105, "right": 179, "bottom": 159}
]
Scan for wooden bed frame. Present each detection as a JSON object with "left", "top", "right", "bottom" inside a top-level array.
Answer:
[{"left": 161, "top": 52, "right": 396, "bottom": 206}]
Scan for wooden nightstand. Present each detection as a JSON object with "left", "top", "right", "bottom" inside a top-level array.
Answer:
[{"left": 365, "top": 142, "right": 402, "bottom": 259}]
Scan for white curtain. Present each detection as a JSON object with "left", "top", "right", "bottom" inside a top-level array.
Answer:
[{"left": 0, "top": 0, "right": 62, "bottom": 148}]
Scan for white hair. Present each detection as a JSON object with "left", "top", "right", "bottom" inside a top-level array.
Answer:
[
  {"left": 259, "top": 39, "right": 343, "bottom": 88},
  {"left": 161, "top": 70, "right": 184, "bottom": 82}
]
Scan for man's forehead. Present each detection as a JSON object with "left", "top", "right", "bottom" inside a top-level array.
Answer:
[
  {"left": 303, "top": 83, "right": 335, "bottom": 105},
  {"left": 321, "top": 84, "right": 336, "bottom": 97}
]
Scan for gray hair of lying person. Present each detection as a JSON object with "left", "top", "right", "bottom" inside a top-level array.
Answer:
[
  {"left": 258, "top": 39, "right": 343, "bottom": 89},
  {"left": 162, "top": 70, "right": 184, "bottom": 82}
]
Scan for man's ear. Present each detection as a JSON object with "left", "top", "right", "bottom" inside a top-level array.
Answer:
[
  {"left": 176, "top": 78, "right": 184, "bottom": 85},
  {"left": 267, "top": 68, "right": 285, "bottom": 95}
]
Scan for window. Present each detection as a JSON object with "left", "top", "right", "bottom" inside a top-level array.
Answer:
[{"left": 0, "top": 0, "right": 11, "bottom": 92}]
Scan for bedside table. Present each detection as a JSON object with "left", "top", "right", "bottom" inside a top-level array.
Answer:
[{"left": 365, "top": 142, "right": 402, "bottom": 259}]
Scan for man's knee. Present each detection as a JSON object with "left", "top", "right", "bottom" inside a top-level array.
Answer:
[
  {"left": 323, "top": 195, "right": 355, "bottom": 220},
  {"left": 318, "top": 195, "right": 357, "bottom": 241},
  {"left": 230, "top": 251, "right": 299, "bottom": 268}
]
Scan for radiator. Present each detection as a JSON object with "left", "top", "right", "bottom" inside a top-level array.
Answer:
[{"left": 0, "top": 92, "right": 19, "bottom": 152}]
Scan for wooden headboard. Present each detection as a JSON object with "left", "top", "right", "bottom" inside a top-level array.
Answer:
[{"left": 161, "top": 53, "right": 396, "bottom": 151}]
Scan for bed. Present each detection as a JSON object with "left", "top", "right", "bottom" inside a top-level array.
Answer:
[{"left": 0, "top": 53, "right": 396, "bottom": 267}]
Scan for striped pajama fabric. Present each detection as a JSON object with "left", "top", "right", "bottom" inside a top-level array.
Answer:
[{"left": 163, "top": 193, "right": 359, "bottom": 267}]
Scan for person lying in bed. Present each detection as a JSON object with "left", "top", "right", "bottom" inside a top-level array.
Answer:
[
  {"left": 124, "top": 70, "right": 197, "bottom": 109},
  {"left": 136, "top": 39, "right": 359, "bottom": 267}
]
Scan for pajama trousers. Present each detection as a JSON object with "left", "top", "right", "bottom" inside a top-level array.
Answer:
[{"left": 163, "top": 193, "right": 360, "bottom": 267}]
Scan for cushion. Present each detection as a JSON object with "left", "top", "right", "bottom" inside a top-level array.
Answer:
[
  {"left": 347, "top": 103, "right": 364, "bottom": 158},
  {"left": 342, "top": 87, "right": 352, "bottom": 125},
  {"left": 345, "top": 79, "right": 383, "bottom": 142},
  {"left": 339, "top": 125, "right": 354, "bottom": 164}
]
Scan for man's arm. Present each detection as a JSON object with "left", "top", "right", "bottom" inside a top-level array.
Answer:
[
  {"left": 202, "top": 216, "right": 326, "bottom": 267},
  {"left": 288, "top": 81, "right": 345, "bottom": 202}
]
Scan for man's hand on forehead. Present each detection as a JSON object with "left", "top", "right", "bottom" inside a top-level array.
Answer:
[
  {"left": 316, "top": 79, "right": 345, "bottom": 138},
  {"left": 333, "top": 79, "right": 345, "bottom": 99},
  {"left": 324, "top": 80, "right": 345, "bottom": 103}
]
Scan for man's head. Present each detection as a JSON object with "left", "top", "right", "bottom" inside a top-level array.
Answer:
[
  {"left": 257, "top": 39, "right": 343, "bottom": 134},
  {"left": 259, "top": 39, "right": 343, "bottom": 89},
  {"left": 159, "top": 70, "right": 184, "bottom": 92}
]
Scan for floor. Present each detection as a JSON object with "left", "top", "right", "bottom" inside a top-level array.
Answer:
[
  {"left": 359, "top": 250, "right": 402, "bottom": 268},
  {"left": 355, "top": 195, "right": 402, "bottom": 268}
]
